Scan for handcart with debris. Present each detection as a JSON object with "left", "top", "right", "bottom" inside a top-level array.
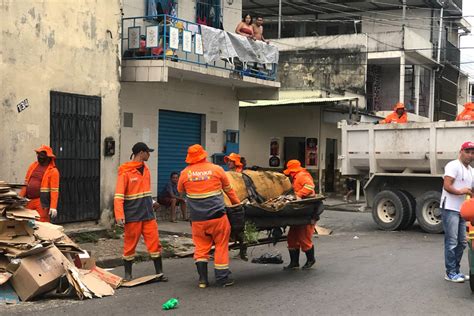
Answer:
[{"left": 223, "top": 171, "right": 325, "bottom": 253}]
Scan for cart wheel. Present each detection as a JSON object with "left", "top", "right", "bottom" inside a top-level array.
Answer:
[{"left": 470, "top": 270, "right": 474, "bottom": 292}]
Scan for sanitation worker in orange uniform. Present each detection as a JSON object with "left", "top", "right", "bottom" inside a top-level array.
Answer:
[
  {"left": 114, "top": 142, "right": 166, "bottom": 281},
  {"left": 178, "top": 144, "right": 241, "bottom": 288},
  {"left": 224, "top": 153, "right": 244, "bottom": 172},
  {"left": 456, "top": 102, "right": 474, "bottom": 121},
  {"left": 376, "top": 102, "right": 408, "bottom": 124},
  {"left": 283, "top": 160, "right": 316, "bottom": 270},
  {"left": 19, "top": 145, "right": 60, "bottom": 222}
]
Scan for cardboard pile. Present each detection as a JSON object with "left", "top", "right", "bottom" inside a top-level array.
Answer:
[{"left": 0, "top": 182, "right": 123, "bottom": 303}]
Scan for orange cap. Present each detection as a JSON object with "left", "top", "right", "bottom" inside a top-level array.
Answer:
[
  {"left": 34, "top": 145, "right": 55, "bottom": 158},
  {"left": 283, "top": 159, "right": 304, "bottom": 175},
  {"left": 224, "top": 153, "right": 243, "bottom": 167},
  {"left": 185, "top": 144, "right": 208, "bottom": 164},
  {"left": 394, "top": 102, "right": 405, "bottom": 110}
]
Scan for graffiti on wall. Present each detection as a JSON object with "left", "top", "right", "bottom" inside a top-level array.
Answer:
[{"left": 278, "top": 48, "right": 367, "bottom": 95}]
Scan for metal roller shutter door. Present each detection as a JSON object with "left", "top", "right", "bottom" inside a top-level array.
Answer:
[{"left": 158, "top": 110, "right": 203, "bottom": 194}]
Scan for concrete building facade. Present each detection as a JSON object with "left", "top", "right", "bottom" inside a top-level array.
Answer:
[{"left": 1, "top": 0, "right": 122, "bottom": 223}]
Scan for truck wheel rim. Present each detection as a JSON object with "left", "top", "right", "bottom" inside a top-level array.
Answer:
[
  {"left": 422, "top": 200, "right": 441, "bottom": 225},
  {"left": 377, "top": 198, "right": 396, "bottom": 223}
]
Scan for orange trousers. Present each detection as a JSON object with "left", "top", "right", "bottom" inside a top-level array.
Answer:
[
  {"left": 191, "top": 215, "right": 230, "bottom": 280},
  {"left": 26, "top": 198, "right": 50, "bottom": 222},
  {"left": 123, "top": 219, "right": 162, "bottom": 261},
  {"left": 287, "top": 224, "right": 314, "bottom": 252}
]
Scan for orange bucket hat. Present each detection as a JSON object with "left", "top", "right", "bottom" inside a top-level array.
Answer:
[
  {"left": 224, "top": 153, "right": 243, "bottom": 167},
  {"left": 185, "top": 144, "right": 208, "bottom": 164},
  {"left": 464, "top": 102, "right": 474, "bottom": 110},
  {"left": 394, "top": 102, "right": 405, "bottom": 110},
  {"left": 34, "top": 145, "right": 56, "bottom": 158},
  {"left": 283, "top": 159, "right": 304, "bottom": 175}
]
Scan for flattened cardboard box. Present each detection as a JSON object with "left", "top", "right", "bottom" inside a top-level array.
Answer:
[{"left": 10, "top": 245, "right": 66, "bottom": 301}]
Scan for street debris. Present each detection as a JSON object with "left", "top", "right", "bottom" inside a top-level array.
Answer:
[
  {"left": 0, "top": 181, "right": 158, "bottom": 304},
  {"left": 162, "top": 297, "right": 179, "bottom": 310},
  {"left": 251, "top": 253, "right": 283, "bottom": 264},
  {"left": 353, "top": 236, "right": 360, "bottom": 240}
]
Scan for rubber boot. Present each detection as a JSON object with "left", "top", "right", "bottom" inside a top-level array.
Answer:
[
  {"left": 123, "top": 260, "right": 133, "bottom": 281},
  {"left": 196, "top": 262, "right": 209, "bottom": 289},
  {"left": 283, "top": 249, "right": 300, "bottom": 270},
  {"left": 302, "top": 246, "right": 316, "bottom": 270},
  {"left": 217, "top": 277, "right": 235, "bottom": 288},
  {"left": 152, "top": 257, "right": 169, "bottom": 282}
]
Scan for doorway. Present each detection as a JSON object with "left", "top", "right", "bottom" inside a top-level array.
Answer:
[
  {"left": 50, "top": 91, "right": 101, "bottom": 223},
  {"left": 283, "top": 137, "right": 306, "bottom": 167},
  {"left": 325, "top": 138, "right": 337, "bottom": 192}
]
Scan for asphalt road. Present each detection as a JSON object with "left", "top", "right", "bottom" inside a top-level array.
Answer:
[{"left": 4, "top": 210, "right": 474, "bottom": 315}]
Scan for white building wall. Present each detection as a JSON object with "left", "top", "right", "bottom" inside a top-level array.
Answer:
[
  {"left": 239, "top": 105, "right": 342, "bottom": 171},
  {"left": 120, "top": 79, "right": 239, "bottom": 194},
  {"left": 1, "top": 0, "right": 121, "bottom": 213}
]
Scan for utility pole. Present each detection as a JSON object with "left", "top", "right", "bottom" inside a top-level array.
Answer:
[
  {"left": 402, "top": 0, "right": 406, "bottom": 26},
  {"left": 437, "top": 2, "right": 445, "bottom": 63},
  {"left": 278, "top": 0, "right": 282, "bottom": 39}
]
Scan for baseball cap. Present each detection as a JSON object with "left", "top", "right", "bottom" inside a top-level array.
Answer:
[
  {"left": 132, "top": 142, "right": 154, "bottom": 155},
  {"left": 461, "top": 141, "right": 474, "bottom": 151}
]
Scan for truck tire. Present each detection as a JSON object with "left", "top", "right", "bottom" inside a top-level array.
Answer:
[
  {"left": 398, "top": 190, "right": 417, "bottom": 229},
  {"left": 372, "top": 190, "right": 411, "bottom": 231},
  {"left": 416, "top": 191, "right": 443, "bottom": 234}
]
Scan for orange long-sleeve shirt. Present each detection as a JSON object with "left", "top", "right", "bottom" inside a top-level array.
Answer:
[
  {"left": 178, "top": 161, "right": 240, "bottom": 221},
  {"left": 292, "top": 170, "right": 316, "bottom": 198},
  {"left": 20, "top": 161, "right": 60, "bottom": 209},
  {"left": 114, "top": 161, "right": 154, "bottom": 223},
  {"left": 456, "top": 104, "right": 474, "bottom": 121},
  {"left": 380, "top": 111, "right": 408, "bottom": 124}
]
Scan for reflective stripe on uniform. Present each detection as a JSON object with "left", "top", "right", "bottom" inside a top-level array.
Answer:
[
  {"left": 303, "top": 184, "right": 315, "bottom": 190},
  {"left": 186, "top": 190, "right": 222, "bottom": 199},
  {"left": 214, "top": 263, "right": 229, "bottom": 270},
  {"left": 123, "top": 191, "right": 152, "bottom": 200}
]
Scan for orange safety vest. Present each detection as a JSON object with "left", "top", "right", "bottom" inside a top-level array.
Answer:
[
  {"left": 292, "top": 170, "right": 316, "bottom": 198},
  {"left": 380, "top": 111, "right": 408, "bottom": 124},
  {"left": 178, "top": 161, "right": 240, "bottom": 221},
  {"left": 114, "top": 161, "right": 154, "bottom": 223},
  {"left": 20, "top": 161, "right": 60, "bottom": 209},
  {"left": 456, "top": 104, "right": 474, "bottom": 121}
]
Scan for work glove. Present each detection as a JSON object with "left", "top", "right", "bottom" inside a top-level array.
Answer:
[
  {"left": 49, "top": 208, "right": 58, "bottom": 218},
  {"left": 116, "top": 218, "right": 125, "bottom": 227}
]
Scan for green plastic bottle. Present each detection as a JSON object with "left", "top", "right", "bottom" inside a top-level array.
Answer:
[{"left": 162, "top": 298, "right": 179, "bottom": 310}]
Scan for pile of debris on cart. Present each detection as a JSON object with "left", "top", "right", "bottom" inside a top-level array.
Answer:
[
  {"left": 224, "top": 171, "right": 326, "bottom": 232},
  {"left": 0, "top": 181, "right": 158, "bottom": 304}
]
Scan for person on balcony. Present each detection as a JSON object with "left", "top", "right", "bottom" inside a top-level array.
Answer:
[
  {"left": 252, "top": 16, "right": 269, "bottom": 43},
  {"left": 235, "top": 14, "right": 255, "bottom": 39}
]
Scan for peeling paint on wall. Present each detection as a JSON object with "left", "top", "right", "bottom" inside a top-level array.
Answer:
[{"left": 278, "top": 49, "right": 367, "bottom": 95}]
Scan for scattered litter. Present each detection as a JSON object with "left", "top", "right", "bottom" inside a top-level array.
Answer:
[
  {"left": 121, "top": 274, "right": 163, "bottom": 288},
  {"left": 315, "top": 225, "right": 332, "bottom": 236},
  {"left": 0, "top": 181, "right": 151, "bottom": 303},
  {"left": 353, "top": 236, "right": 359, "bottom": 240},
  {"left": 0, "top": 282, "right": 19, "bottom": 304},
  {"left": 162, "top": 298, "right": 179, "bottom": 310},
  {"left": 251, "top": 253, "right": 283, "bottom": 264}
]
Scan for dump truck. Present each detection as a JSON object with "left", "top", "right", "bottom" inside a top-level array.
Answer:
[{"left": 339, "top": 120, "right": 474, "bottom": 233}]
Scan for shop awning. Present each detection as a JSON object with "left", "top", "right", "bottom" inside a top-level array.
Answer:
[{"left": 239, "top": 96, "right": 360, "bottom": 108}]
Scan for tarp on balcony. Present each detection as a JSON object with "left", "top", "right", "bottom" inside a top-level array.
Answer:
[{"left": 200, "top": 25, "right": 279, "bottom": 65}]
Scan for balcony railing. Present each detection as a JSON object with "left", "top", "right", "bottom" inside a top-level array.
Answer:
[{"left": 121, "top": 15, "right": 278, "bottom": 81}]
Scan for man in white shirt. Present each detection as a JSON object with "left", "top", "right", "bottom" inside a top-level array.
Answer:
[{"left": 441, "top": 141, "right": 474, "bottom": 282}]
